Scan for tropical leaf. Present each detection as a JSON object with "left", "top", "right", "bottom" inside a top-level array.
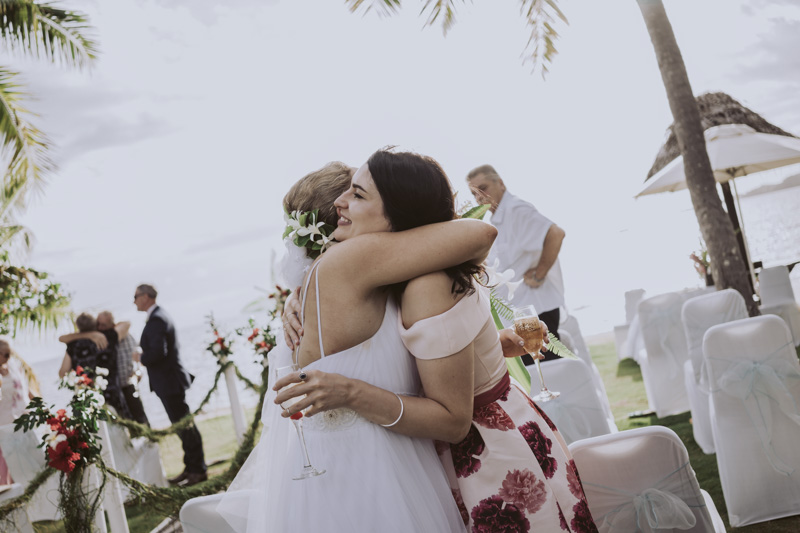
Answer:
[
  {"left": 545, "top": 332, "right": 578, "bottom": 360},
  {"left": 344, "top": 0, "right": 402, "bottom": 16},
  {"left": 0, "top": 0, "right": 98, "bottom": 68},
  {"left": 460, "top": 203, "right": 490, "bottom": 220},
  {"left": 419, "top": 0, "right": 459, "bottom": 35},
  {"left": 518, "top": 0, "right": 568, "bottom": 78},
  {"left": 0, "top": 67, "right": 52, "bottom": 215},
  {"left": 489, "top": 288, "right": 515, "bottom": 322}
]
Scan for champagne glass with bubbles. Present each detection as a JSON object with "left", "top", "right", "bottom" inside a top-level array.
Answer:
[
  {"left": 513, "top": 305, "right": 560, "bottom": 402},
  {"left": 275, "top": 363, "right": 326, "bottom": 480}
]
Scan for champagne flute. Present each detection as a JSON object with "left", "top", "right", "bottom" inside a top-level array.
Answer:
[
  {"left": 513, "top": 305, "right": 560, "bottom": 402},
  {"left": 274, "top": 364, "right": 326, "bottom": 480}
]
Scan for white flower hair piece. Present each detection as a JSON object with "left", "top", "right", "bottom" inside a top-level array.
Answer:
[{"left": 282, "top": 209, "right": 336, "bottom": 260}]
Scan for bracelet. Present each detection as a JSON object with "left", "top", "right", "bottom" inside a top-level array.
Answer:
[{"left": 380, "top": 392, "right": 404, "bottom": 428}]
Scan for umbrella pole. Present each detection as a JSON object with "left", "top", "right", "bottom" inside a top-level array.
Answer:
[{"left": 720, "top": 180, "right": 754, "bottom": 296}]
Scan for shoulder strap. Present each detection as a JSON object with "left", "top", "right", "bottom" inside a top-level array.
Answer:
[{"left": 299, "top": 260, "right": 326, "bottom": 359}]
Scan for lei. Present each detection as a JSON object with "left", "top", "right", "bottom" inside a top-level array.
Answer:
[{"left": 282, "top": 209, "right": 336, "bottom": 260}]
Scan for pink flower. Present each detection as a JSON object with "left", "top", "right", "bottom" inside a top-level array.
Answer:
[
  {"left": 475, "top": 402, "right": 516, "bottom": 431},
  {"left": 567, "top": 459, "right": 584, "bottom": 499},
  {"left": 451, "top": 425, "right": 485, "bottom": 478},
  {"left": 471, "top": 495, "right": 530, "bottom": 533},
  {"left": 498, "top": 469, "right": 548, "bottom": 514}
]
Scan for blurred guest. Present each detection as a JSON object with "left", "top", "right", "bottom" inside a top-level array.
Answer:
[
  {"left": 0, "top": 339, "right": 36, "bottom": 484},
  {"left": 98, "top": 311, "right": 150, "bottom": 426},
  {"left": 468, "top": 164, "right": 567, "bottom": 363},
  {"left": 135, "top": 284, "right": 206, "bottom": 486},
  {"left": 58, "top": 312, "right": 130, "bottom": 417}
]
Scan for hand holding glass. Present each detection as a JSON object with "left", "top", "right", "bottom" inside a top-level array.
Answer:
[
  {"left": 274, "top": 365, "right": 326, "bottom": 480},
  {"left": 513, "top": 305, "right": 560, "bottom": 402}
]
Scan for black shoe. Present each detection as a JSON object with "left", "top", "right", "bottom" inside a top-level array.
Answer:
[
  {"left": 179, "top": 472, "right": 208, "bottom": 487},
  {"left": 168, "top": 471, "right": 189, "bottom": 484}
]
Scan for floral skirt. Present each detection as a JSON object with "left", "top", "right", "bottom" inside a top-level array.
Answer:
[{"left": 437, "top": 377, "right": 598, "bottom": 532}]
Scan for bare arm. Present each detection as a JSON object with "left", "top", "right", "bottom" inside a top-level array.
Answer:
[
  {"left": 114, "top": 321, "right": 131, "bottom": 340},
  {"left": 324, "top": 219, "right": 496, "bottom": 293},
  {"left": 58, "top": 331, "right": 108, "bottom": 349},
  {"left": 524, "top": 224, "right": 565, "bottom": 288},
  {"left": 274, "top": 272, "right": 475, "bottom": 443},
  {"left": 58, "top": 353, "right": 72, "bottom": 378}
]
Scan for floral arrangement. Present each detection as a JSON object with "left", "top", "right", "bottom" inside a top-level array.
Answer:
[
  {"left": 206, "top": 315, "right": 235, "bottom": 366},
  {"left": 267, "top": 284, "right": 291, "bottom": 316},
  {"left": 282, "top": 209, "right": 335, "bottom": 260},
  {"left": 237, "top": 317, "right": 276, "bottom": 368}
]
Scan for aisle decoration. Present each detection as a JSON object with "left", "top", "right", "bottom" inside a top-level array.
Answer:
[{"left": 13, "top": 366, "right": 112, "bottom": 532}]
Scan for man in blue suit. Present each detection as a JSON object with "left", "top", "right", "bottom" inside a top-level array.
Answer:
[{"left": 135, "top": 284, "right": 207, "bottom": 486}]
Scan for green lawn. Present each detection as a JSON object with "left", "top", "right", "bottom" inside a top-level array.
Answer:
[
  {"left": 33, "top": 342, "right": 800, "bottom": 532},
  {"left": 591, "top": 340, "right": 800, "bottom": 532}
]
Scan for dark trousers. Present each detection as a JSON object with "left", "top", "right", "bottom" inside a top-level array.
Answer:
[
  {"left": 122, "top": 384, "right": 150, "bottom": 427},
  {"left": 521, "top": 307, "right": 561, "bottom": 365},
  {"left": 159, "top": 392, "right": 206, "bottom": 474}
]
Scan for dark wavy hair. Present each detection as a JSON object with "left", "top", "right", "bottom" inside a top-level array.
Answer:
[{"left": 367, "top": 148, "right": 484, "bottom": 295}]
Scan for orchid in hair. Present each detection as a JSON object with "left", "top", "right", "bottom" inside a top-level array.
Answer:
[{"left": 282, "top": 209, "right": 336, "bottom": 260}]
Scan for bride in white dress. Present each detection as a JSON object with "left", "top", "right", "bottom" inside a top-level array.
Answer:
[{"left": 181, "top": 155, "right": 496, "bottom": 532}]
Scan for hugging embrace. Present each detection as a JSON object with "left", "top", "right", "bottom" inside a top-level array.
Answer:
[{"left": 182, "top": 149, "right": 598, "bottom": 533}]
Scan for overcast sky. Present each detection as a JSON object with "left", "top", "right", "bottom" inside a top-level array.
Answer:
[{"left": 12, "top": 0, "right": 800, "bottom": 357}]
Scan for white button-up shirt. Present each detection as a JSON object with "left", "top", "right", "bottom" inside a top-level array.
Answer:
[{"left": 488, "top": 192, "right": 565, "bottom": 316}]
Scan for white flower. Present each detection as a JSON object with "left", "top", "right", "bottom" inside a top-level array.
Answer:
[
  {"left": 47, "top": 433, "right": 67, "bottom": 449},
  {"left": 89, "top": 390, "right": 105, "bottom": 407},
  {"left": 95, "top": 375, "right": 108, "bottom": 391},
  {"left": 95, "top": 367, "right": 109, "bottom": 376},
  {"left": 211, "top": 343, "right": 221, "bottom": 354},
  {"left": 66, "top": 372, "right": 77, "bottom": 388},
  {"left": 484, "top": 258, "right": 523, "bottom": 301}
]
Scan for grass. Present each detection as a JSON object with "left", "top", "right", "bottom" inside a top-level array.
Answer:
[
  {"left": 590, "top": 340, "right": 800, "bottom": 532},
  {"left": 32, "top": 343, "right": 800, "bottom": 532}
]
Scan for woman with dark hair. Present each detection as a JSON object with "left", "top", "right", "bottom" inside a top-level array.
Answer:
[{"left": 277, "top": 149, "right": 597, "bottom": 532}]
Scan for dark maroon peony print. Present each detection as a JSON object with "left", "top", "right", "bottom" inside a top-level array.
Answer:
[
  {"left": 519, "top": 421, "right": 558, "bottom": 478},
  {"left": 471, "top": 495, "right": 530, "bottom": 533},
  {"left": 498, "top": 469, "right": 548, "bottom": 514},
  {"left": 475, "top": 402, "right": 516, "bottom": 431},
  {"left": 570, "top": 499, "right": 598, "bottom": 533},
  {"left": 453, "top": 489, "right": 469, "bottom": 526},
  {"left": 567, "top": 460, "right": 584, "bottom": 499},
  {"left": 557, "top": 502, "right": 569, "bottom": 531},
  {"left": 434, "top": 439, "right": 450, "bottom": 456},
  {"left": 451, "top": 424, "right": 486, "bottom": 478}
]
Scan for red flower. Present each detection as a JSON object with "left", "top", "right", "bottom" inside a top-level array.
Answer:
[
  {"left": 450, "top": 425, "right": 485, "bottom": 478},
  {"left": 570, "top": 499, "right": 598, "bottom": 533},
  {"left": 519, "top": 421, "right": 557, "bottom": 479},
  {"left": 75, "top": 366, "right": 84, "bottom": 375},
  {"left": 47, "top": 440, "right": 82, "bottom": 474},
  {"left": 259, "top": 341, "right": 267, "bottom": 348},
  {"left": 474, "top": 402, "right": 515, "bottom": 431},
  {"left": 81, "top": 375, "right": 92, "bottom": 386},
  {"left": 470, "top": 495, "right": 530, "bottom": 533},
  {"left": 217, "top": 337, "right": 225, "bottom": 346}
]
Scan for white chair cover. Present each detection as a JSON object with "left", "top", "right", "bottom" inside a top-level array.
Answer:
[
  {"left": 569, "top": 426, "right": 725, "bottom": 533},
  {"left": 105, "top": 422, "right": 167, "bottom": 498},
  {"left": 637, "top": 292, "right": 692, "bottom": 418},
  {"left": 0, "top": 424, "right": 61, "bottom": 522},
  {"left": 613, "top": 324, "right": 631, "bottom": 361},
  {"left": 680, "top": 289, "right": 748, "bottom": 454},
  {"left": 703, "top": 315, "right": 800, "bottom": 527},
  {"left": 0, "top": 483, "right": 34, "bottom": 533},
  {"left": 759, "top": 266, "right": 800, "bottom": 346},
  {"left": 559, "top": 314, "right": 615, "bottom": 423},
  {"left": 529, "top": 359, "right": 617, "bottom": 445},
  {"left": 625, "top": 289, "right": 647, "bottom": 324}
]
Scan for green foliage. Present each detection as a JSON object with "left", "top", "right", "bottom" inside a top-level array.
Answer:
[
  {"left": 489, "top": 289, "right": 515, "bottom": 322},
  {"left": 343, "top": 0, "right": 568, "bottom": 77},
  {"left": 545, "top": 332, "right": 578, "bottom": 360},
  {"left": 460, "top": 203, "right": 491, "bottom": 220}
]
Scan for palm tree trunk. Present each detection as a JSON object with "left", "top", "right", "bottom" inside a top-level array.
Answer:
[{"left": 637, "top": 0, "right": 759, "bottom": 316}]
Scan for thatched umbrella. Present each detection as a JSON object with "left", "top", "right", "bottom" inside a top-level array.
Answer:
[{"left": 636, "top": 92, "right": 800, "bottom": 285}]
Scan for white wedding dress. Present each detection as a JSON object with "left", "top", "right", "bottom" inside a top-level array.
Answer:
[{"left": 183, "top": 254, "right": 466, "bottom": 532}]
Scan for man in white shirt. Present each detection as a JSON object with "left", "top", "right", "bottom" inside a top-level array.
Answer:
[{"left": 467, "top": 164, "right": 566, "bottom": 363}]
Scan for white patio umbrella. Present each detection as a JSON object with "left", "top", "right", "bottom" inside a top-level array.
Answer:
[{"left": 636, "top": 123, "right": 800, "bottom": 291}]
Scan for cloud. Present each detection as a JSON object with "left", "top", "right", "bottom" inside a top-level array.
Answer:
[{"left": 58, "top": 113, "right": 174, "bottom": 162}]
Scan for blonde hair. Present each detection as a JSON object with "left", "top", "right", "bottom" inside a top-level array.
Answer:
[
  {"left": 0, "top": 338, "right": 41, "bottom": 397},
  {"left": 466, "top": 164, "right": 502, "bottom": 182},
  {"left": 283, "top": 162, "right": 354, "bottom": 228}
]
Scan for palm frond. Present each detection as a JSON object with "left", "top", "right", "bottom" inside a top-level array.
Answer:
[
  {"left": 0, "top": 67, "right": 52, "bottom": 216},
  {"left": 545, "top": 332, "right": 578, "bottom": 360},
  {"left": 489, "top": 288, "right": 515, "bottom": 322},
  {"left": 518, "top": 0, "right": 568, "bottom": 78},
  {"left": 344, "top": 0, "right": 402, "bottom": 16},
  {"left": 419, "top": 0, "right": 460, "bottom": 35},
  {"left": 460, "top": 203, "right": 490, "bottom": 220},
  {"left": 0, "top": 0, "right": 98, "bottom": 68},
  {"left": 0, "top": 223, "right": 32, "bottom": 250}
]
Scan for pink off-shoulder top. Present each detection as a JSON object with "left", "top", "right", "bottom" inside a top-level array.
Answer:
[{"left": 399, "top": 285, "right": 507, "bottom": 397}]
